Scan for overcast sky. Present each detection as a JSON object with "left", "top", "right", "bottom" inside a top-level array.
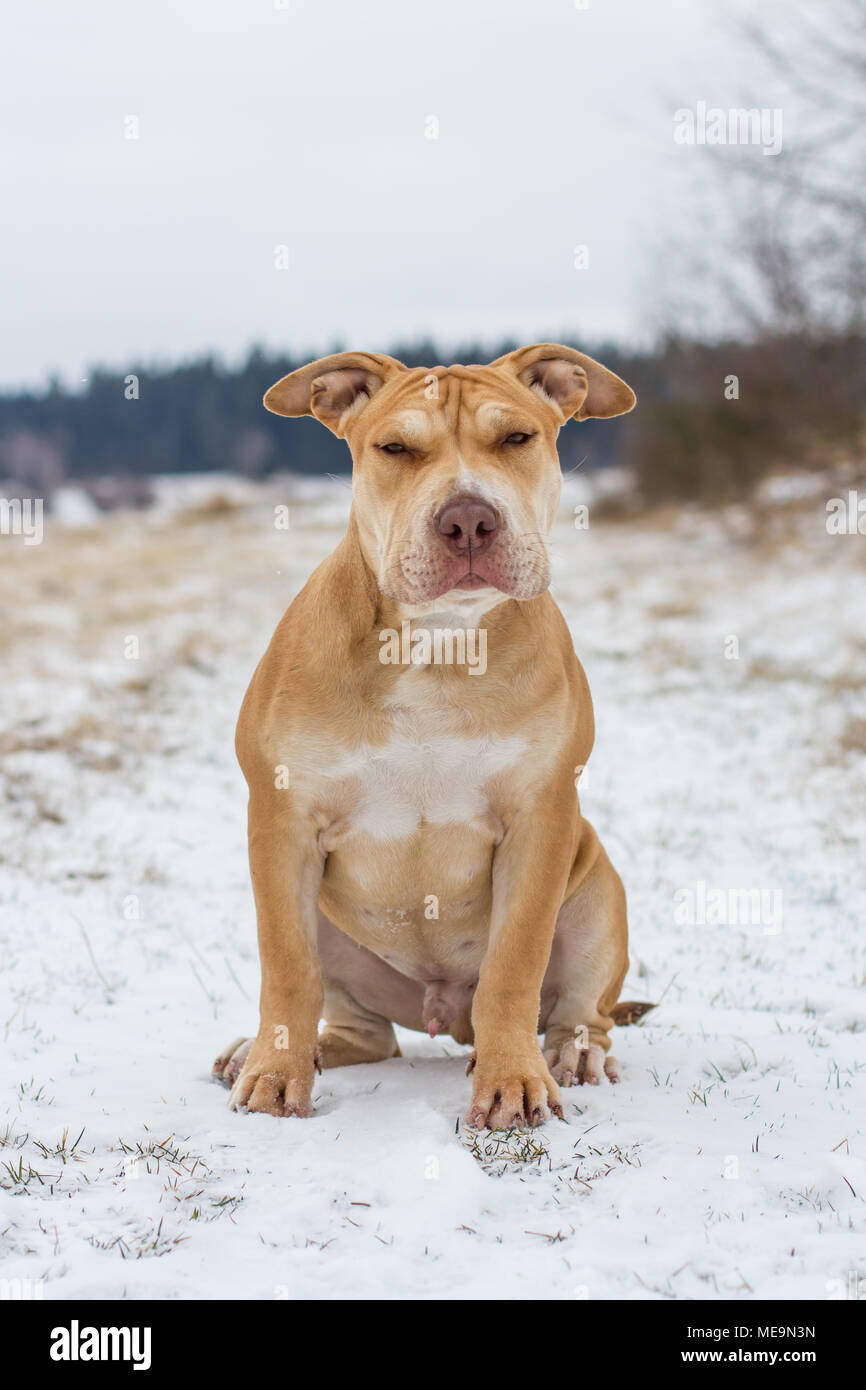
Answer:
[{"left": 1, "top": 0, "right": 788, "bottom": 390}]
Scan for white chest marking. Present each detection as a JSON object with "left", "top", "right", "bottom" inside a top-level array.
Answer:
[{"left": 329, "top": 730, "right": 526, "bottom": 841}]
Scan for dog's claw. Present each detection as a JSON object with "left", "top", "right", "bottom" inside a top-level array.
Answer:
[
  {"left": 465, "top": 1053, "right": 560, "bottom": 1129},
  {"left": 215, "top": 1035, "right": 317, "bottom": 1117}
]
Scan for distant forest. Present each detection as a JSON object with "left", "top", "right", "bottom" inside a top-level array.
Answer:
[{"left": 1, "top": 333, "right": 862, "bottom": 505}]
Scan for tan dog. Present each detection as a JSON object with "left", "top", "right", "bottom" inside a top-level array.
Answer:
[{"left": 213, "top": 344, "right": 652, "bottom": 1128}]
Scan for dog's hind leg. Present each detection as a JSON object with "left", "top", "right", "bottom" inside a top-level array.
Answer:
[
  {"left": 317, "top": 977, "right": 402, "bottom": 1068},
  {"left": 316, "top": 910, "right": 426, "bottom": 1067},
  {"left": 539, "top": 820, "right": 632, "bottom": 1087}
]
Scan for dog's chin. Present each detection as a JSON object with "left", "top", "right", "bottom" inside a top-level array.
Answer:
[{"left": 381, "top": 573, "right": 551, "bottom": 606}]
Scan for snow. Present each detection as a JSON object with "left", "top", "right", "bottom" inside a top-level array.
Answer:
[{"left": 1, "top": 474, "right": 864, "bottom": 1301}]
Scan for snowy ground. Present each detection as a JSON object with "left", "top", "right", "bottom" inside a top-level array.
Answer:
[{"left": 1, "top": 471, "right": 864, "bottom": 1301}]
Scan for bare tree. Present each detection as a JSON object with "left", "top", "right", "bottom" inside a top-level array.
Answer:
[{"left": 709, "top": 0, "right": 866, "bottom": 336}]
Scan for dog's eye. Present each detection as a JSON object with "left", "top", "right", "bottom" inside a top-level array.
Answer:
[
  {"left": 378, "top": 442, "right": 407, "bottom": 454},
  {"left": 503, "top": 431, "right": 533, "bottom": 446}
]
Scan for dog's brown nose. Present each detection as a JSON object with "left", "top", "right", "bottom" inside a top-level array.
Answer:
[{"left": 437, "top": 495, "right": 500, "bottom": 555}]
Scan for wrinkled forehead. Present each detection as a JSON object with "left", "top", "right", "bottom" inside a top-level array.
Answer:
[{"left": 352, "top": 364, "right": 549, "bottom": 446}]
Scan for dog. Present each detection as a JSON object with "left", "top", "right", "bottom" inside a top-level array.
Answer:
[{"left": 213, "top": 343, "right": 652, "bottom": 1128}]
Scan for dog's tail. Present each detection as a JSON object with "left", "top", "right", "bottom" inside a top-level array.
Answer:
[{"left": 610, "top": 1000, "right": 657, "bottom": 1026}]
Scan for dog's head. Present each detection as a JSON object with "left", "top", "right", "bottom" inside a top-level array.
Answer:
[{"left": 264, "top": 345, "right": 635, "bottom": 609}]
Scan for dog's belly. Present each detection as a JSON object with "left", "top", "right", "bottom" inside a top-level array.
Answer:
[
  {"left": 312, "top": 725, "right": 524, "bottom": 981},
  {"left": 319, "top": 820, "right": 494, "bottom": 980}
]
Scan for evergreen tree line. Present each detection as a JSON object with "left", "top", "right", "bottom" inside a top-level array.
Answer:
[{"left": 0, "top": 334, "right": 862, "bottom": 505}]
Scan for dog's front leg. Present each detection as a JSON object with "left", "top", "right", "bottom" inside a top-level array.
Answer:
[
  {"left": 467, "top": 791, "right": 578, "bottom": 1129},
  {"left": 229, "top": 791, "right": 324, "bottom": 1118}
]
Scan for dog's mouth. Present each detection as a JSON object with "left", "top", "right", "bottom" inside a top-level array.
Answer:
[
  {"left": 424, "top": 545, "right": 513, "bottom": 599},
  {"left": 380, "top": 530, "right": 551, "bottom": 605},
  {"left": 452, "top": 570, "right": 494, "bottom": 591}
]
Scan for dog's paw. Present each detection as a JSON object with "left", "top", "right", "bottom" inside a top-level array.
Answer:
[
  {"left": 215, "top": 1035, "right": 320, "bottom": 1118},
  {"left": 464, "top": 1049, "right": 562, "bottom": 1129},
  {"left": 544, "top": 1040, "right": 620, "bottom": 1087},
  {"left": 212, "top": 1036, "right": 254, "bottom": 1087}
]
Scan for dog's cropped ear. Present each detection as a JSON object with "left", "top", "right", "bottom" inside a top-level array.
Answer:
[
  {"left": 264, "top": 351, "right": 408, "bottom": 436},
  {"left": 491, "top": 343, "right": 636, "bottom": 421}
]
